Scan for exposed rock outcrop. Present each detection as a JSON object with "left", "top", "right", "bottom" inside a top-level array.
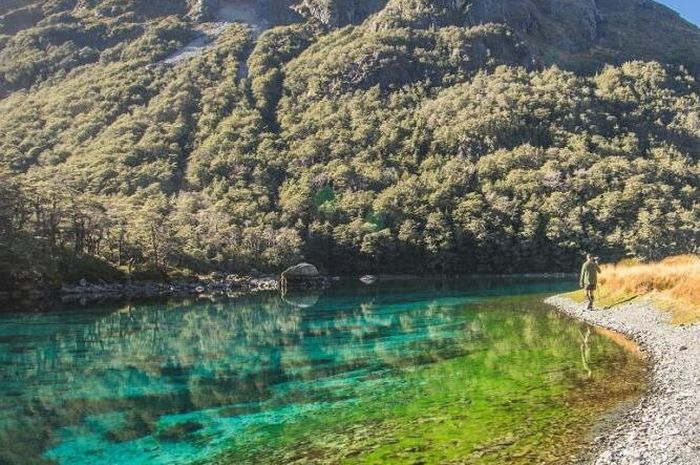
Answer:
[
  {"left": 280, "top": 263, "right": 330, "bottom": 290},
  {"left": 293, "top": 0, "right": 388, "bottom": 27},
  {"left": 359, "top": 275, "right": 378, "bottom": 284},
  {"left": 282, "top": 262, "right": 320, "bottom": 279},
  {"left": 372, "top": 0, "right": 601, "bottom": 52},
  {"left": 187, "top": 0, "right": 219, "bottom": 22},
  {"left": 365, "top": 0, "right": 700, "bottom": 73}
]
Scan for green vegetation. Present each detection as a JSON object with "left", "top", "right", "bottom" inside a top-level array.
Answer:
[{"left": 0, "top": 0, "right": 698, "bottom": 287}]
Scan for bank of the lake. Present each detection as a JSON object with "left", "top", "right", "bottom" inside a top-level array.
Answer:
[
  {"left": 546, "top": 296, "right": 700, "bottom": 465},
  {"left": 0, "top": 272, "right": 575, "bottom": 311},
  {"left": 0, "top": 274, "right": 282, "bottom": 311}
]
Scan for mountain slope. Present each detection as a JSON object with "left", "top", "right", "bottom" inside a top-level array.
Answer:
[
  {"left": 2, "top": 0, "right": 700, "bottom": 95},
  {"left": 0, "top": 0, "right": 698, "bottom": 286}
]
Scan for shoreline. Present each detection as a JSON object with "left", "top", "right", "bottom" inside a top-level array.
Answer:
[
  {"left": 0, "top": 273, "right": 575, "bottom": 311},
  {"left": 0, "top": 275, "right": 282, "bottom": 312},
  {"left": 546, "top": 296, "right": 699, "bottom": 465}
]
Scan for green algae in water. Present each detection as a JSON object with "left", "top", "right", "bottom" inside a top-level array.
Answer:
[{"left": 0, "top": 278, "right": 645, "bottom": 465}]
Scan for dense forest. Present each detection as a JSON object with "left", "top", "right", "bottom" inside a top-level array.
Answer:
[{"left": 0, "top": 0, "right": 698, "bottom": 287}]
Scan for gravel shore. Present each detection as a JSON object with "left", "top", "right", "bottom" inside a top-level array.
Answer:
[{"left": 546, "top": 296, "right": 700, "bottom": 465}]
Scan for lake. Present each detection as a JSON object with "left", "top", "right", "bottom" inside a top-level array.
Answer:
[{"left": 0, "top": 278, "right": 645, "bottom": 465}]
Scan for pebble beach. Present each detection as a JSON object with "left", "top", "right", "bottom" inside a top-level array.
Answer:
[{"left": 546, "top": 296, "right": 700, "bottom": 465}]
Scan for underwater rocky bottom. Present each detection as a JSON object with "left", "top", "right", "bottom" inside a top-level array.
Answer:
[{"left": 0, "top": 278, "right": 646, "bottom": 465}]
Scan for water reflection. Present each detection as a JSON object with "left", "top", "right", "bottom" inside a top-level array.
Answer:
[
  {"left": 0, "top": 278, "right": 642, "bottom": 465},
  {"left": 579, "top": 327, "right": 593, "bottom": 378},
  {"left": 282, "top": 292, "right": 321, "bottom": 309}
]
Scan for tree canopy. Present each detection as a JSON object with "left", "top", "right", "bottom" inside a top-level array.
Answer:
[{"left": 0, "top": 0, "right": 698, "bottom": 285}]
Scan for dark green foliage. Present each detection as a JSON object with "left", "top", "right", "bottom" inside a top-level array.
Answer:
[
  {"left": 0, "top": 2, "right": 194, "bottom": 94},
  {"left": 0, "top": 0, "right": 698, "bottom": 284},
  {"left": 248, "top": 22, "right": 323, "bottom": 119},
  {"left": 281, "top": 24, "right": 532, "bottom": 106}
]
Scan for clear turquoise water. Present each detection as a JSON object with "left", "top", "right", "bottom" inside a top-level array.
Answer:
[{"left": 0, "top": 278, "right": 645, "bottom": 465}]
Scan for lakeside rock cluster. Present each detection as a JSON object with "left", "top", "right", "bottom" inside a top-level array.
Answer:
[
  {"left": 0, "top": 263, "right": 335, "bottom": 308},
  {"left": 60, "top": 274, "right": 281, "bottom": 301},
  {"left": 0, "top": 274, "right": 280, "bottom": 308},
  {"left": 546, "top": 296, "right": 700, "bottom": 465}
]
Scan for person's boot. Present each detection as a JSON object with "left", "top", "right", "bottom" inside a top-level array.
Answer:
[{"left": 587, "top": 299, "right": 593, "bottom": 311}]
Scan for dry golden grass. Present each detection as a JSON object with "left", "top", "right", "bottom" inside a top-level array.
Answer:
[{"left": 566, "top": 255, "right": 700, "bottom": 325}]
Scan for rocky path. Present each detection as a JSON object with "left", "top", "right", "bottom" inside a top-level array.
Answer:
[{"left": 546, "top": 296, "right": 700, "bottom": 465}]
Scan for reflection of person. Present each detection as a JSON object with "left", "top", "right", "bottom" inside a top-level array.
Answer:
[
  {"left": 579, "top": 327, "right": 592, "bottom": 378},
  {"left": 580, "top": 254, "right": 602, "bottom": 310}
]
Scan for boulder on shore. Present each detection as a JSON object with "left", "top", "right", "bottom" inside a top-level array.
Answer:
[
  {"left": 281, "top": 263, "right": 319, "bottom": 280},
  {"left": 359, "top": 275, "right": 378, "bottom": 285},
  {"left": 280, "top": 263, "right": 329, "bottom": 290}
]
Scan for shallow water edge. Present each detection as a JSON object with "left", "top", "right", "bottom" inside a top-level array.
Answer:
[{"left": 546, "top": 295, "right": 698, "bottom": 465}]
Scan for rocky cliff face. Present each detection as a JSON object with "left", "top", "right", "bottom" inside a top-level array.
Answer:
[
  {"left": 1, "top": 0, "right": 700, "bottom": 79},
  {"left": 369, "top": 0, "right": 602, "bottom": 50},
  {"left": 185, "top": 0, "right": 388, "bottom": 29},
  {"left": 365, "top": 0, "right": 700, "bottom": 73},
  {"left": 290, "top": 0, "right": 387, "bottom": 27},
  {"left": 187, "top": 0, "right": 218, "bottom": 22},
  {"left": 466, "top": 0, "right": 601, "bottom": 50}
]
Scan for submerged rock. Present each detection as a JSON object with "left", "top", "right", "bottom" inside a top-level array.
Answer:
[{"left": 156, "top": 421, "right": 204, "bottom": 441}]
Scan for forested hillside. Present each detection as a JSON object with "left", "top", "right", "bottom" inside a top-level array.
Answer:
[{"left": 0, "top": 0, "right": 698, "bottom": 286}]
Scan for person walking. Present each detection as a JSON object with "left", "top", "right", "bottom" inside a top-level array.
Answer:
[{"left": 580, "top": 253, "right": 602, "bottom": 310}]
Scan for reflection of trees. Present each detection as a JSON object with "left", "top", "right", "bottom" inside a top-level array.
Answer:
[
  {"left": 0, "top": 288, "right": 474, "bottom": 463},
  {"left": 0, "top": 285, "right": 634, "bottom": 465},
  {"left": 215, "top": 297, "right": 647, "bottom": 465}
]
